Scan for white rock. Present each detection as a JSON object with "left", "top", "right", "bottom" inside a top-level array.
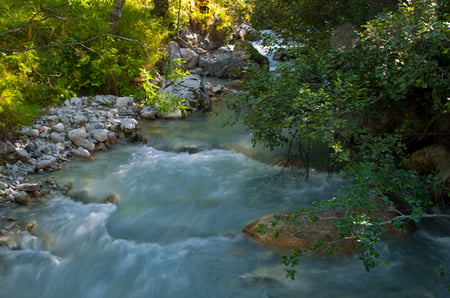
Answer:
[
  {"left": 92, "top": 129, "right": 111, "bottom": 142},
  {"left": 68, "top": 128, "right": 87, "bottom": 142},
  {"left": 74, "top": 147, "right": 92, "bottom": 159},
  {"left": 120, "top": 118, "right": 138, "bottom": 132},
  {"left": 52, "top": 123, "right": 65, "bottom": 132}
]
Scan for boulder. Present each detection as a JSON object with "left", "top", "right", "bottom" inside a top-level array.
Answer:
[
  {"left": 74, "top": 139, "right": 95, "bottom": 152},
  {"left": 100, "top": 193, "right": 120, "bottom": 204},
  {"left": 73, "top": 147, "right": 92, "bottom": 160},
  {"left": 198, "top": 48, "right": 260, "bottom": 79},
  {"left": 120, "top": 118, "right": 138, "bottom": 134},
  {"left": 51, "top": 122, "right": 65, "bottom": 132},
  {"left": 167, "top": 41, "right": 183, "bottom": 62},
  {"left": 233, "top": 39, "right": 269, "bottom": 67},
  {"left": 115, "top": 97, "right": 133, "bottom": 109},
  {"left": 68, "top": 128, "right": 88, "bottom": 143},
  {"left": 0, "top": 140, "right": 16, "bottom": 157},
  {"left": 140, "top": 107, "right": 157, "bottom": 120},
  {"left": 16, "top": 149, "right": 30, "bottom": 162},
  {"left": 159, "top": 74, "right": 211, "bottom": 114},
  {"left": 243, "top": 211, "right": 356, "bottom": 255},
  {"left": 91, "top": 129, "right": 111, "bottom": 143},
  {"left": 14, "top": 191, "right": 31, "bottom": 205},
  {"left": 180, "top": 48, "right": 200, "bottom": 69},
  {"left": 16, "top": 183, "right": 40, "bottom": 192}
]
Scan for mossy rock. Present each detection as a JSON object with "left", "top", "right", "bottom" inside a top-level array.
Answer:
[{"left": 243, "top": 211, "right": 356, "bottom": 256}]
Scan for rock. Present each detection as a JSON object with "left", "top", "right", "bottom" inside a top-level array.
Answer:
[
  {"left": 0, "top": 140, "right": 16, "bottom": 156},
  {"left": 233, "top": 39, "right": 269, "bottom": 67},
  {"left": 115, "top": 97, "right": 133, "bottom": 109},
  {"left": 94, "top": 142, "right": 108, "bottom": 151},
  {"left": 224, "top": 80, "right": 244, "bottom": 90},
  {"left": 16, "top": 149, "right": 30, "bottom": 162},
  {"left": 14, "top": 191, "right": 31, "bottom": 205},
  {"left": 55, "top": 142, "right": 65, "bottom": 153},
  {"left": 180, "top": 48, "right": 200, "bottom": 69},
  {"left": 52, "top": 123, "right": 65, "bottom": 132},
  {"left": 46, "top": 115, "right": 60, "bottom": 123},
  {"left": 68, "top": 128, "right": 88, "bottom": 143},
  {"left": 100, "top": 193, "right": 120, "bottom": 204},
  {"left": 69, "top": 97, "right": 83, "bottom": 106},
  {"left": 159, "top": 74, "right": 211, "bottom": 114},
  {"left": 91, "top": 129, "right": 111, "bottom": 142},
  {"left": 140, "top": 107, "right": 157, "bottom": 120},
  {"left": 404, "top": 145, "right": 450, "bottom": 185},
  {"left": 198, "top": 48, "right": 259, "bottom": 79},
  {"left": 16, "top": 183, "right": 40, "bottom": 192},
  {"left": 120, "top": 118, "right": 138, "bottom": 133},
  {"left": 22, "top": 221, "right": 37, "bottom": 233},
  {"left": 234, "top": 23, "right": 259, "bottom": 41},
  {"left": 243, "top": 211, "right": 356, "bottom": 255},
  {"left": 49, "top": 132, "right": 65, "bottom": 143},
  {"left": 108, "top": 132, "right": 117, "bottom": 144},
  {"left": 93, "top": 95, "right": 117, "bottom": 106},
  {"left": 74, "top": 139, "right": 95, "bottom": 151},
  {"left": 73, "top": 147, "right": 92, "bottom": 159},
  {"left": 0, "top": 182, "right": 8, "bottom": 190},
  {"left": 73, "top": 114, "right": 88, "bottom": 125},
  {"left": 157, "top": 110, "right": 183, "bottom": 120},
  {"left": 0, "top": 229, "right": 20, "bottom": 248},
  {"left": 36, "top": 158, "right": 56, "bottom": 170},
  {"left": 167, "top": 41, "right": 182, "bottom": 63}
]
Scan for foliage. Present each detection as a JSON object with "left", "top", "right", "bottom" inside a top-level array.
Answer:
[
  {"left": 0, "top": 0, "right": 251, "bottom": 134},
  {"left": 249, "top": 0, "right": 398, "bottom": 43},
  {"left": 230, "top": 0, "right": 449, "bottom": 274},
  {"left": 0, "top": 0, "right": 172, "bottom": 134},
  {"left": 140, "top": 59, "right": 191, "bottom": 116}
]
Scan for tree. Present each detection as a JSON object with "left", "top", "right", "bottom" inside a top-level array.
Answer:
[
  {"left": 154, "top": 0, "right": 169, "bottom": 18},
  {"left": 109, "top": 0, "right": 126, "bottom": 34},
  {"left": 230, "top": 0, "right": 450, "bottom": 274}
]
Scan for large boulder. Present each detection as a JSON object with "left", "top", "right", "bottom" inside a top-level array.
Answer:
[
  {"left": 243, "top": 211, "right": 356, "bottom": 255},
  {"left": 198, "top": 48, "right": 262, "bottom": 79},
  {"left": 160, "top": 74, "right": 211, "bottom": 114}
]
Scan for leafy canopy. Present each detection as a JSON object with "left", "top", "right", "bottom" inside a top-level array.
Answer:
[{"left": 230, "top": 0, "right": 449, "bottom": 273}]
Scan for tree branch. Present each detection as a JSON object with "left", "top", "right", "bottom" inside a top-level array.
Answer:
[
  {"left": 380, "top": 213, "right": 450, "bottom": 225},
  {"left": 0, "top": 33, "right": 151, "bottom": 57},
  {"left": 0, "top": 13, "right": 72, "bottom": 37}
]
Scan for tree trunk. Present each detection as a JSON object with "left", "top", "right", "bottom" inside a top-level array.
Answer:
[
  {"left": 109, "top": 0, "right": 126, "bottom": 34},
  {"left": 154, "top": 0, "right": 169, "bottom": 18}
]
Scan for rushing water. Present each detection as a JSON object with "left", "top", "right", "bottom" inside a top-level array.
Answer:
[{"left": 0, "top": 101, "right": 449, "bottom": 298}]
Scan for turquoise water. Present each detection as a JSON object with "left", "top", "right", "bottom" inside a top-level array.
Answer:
[{"left": 0, "top": 102, "right": 449, "bottom": 297}]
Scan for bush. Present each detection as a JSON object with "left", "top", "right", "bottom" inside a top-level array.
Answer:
[{"left": 230, "top": 0, "right": 449, "bottom": 273}]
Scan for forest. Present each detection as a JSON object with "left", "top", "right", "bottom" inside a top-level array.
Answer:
[{"left": 1, "top": 0, "right": 450, "bottom": 289}]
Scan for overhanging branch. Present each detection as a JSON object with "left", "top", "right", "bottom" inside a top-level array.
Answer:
[{"left": 0, "top": 33, "right": 151, "bottom": 57}]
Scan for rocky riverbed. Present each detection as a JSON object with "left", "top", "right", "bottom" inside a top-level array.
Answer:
[{"left": 0, "top": 95, "right": 144, "bottom": 245}]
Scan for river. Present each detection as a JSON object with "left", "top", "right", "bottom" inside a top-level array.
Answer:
[{"left": 0, "top": 101, "right": 449, "bottom": 297}]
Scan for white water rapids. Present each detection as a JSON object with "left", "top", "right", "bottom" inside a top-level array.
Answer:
[{"left": 0, "top": 101, "right": 449, "bottom": 297}]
